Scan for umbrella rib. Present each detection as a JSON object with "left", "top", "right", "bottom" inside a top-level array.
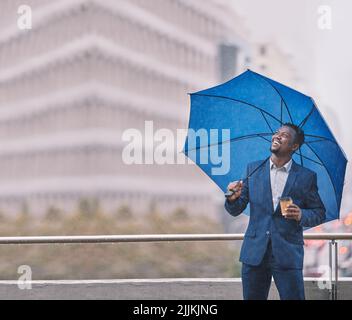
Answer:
[
  {"left": 305, "top": 143, "right": 339, "bottom": 210},
  {"left": 304, "top": 134, "right": 338, "bottom": 145},
  {"left": 298, "top": 105, "right": 315, "bottom": 128},
  {"left": 305, "top": 139, "right": 329, "bottom": 143},
  {"left": 259, "top": 110, "right": 274, "bottom": 133},
  {"left": 243, "top": 157, "right": 271, "bottom": 180},
  {"left": 252, "top": 71, "right": 294, "bottom": 124},
  {"left": 280, "top": 100, "right": 283, "bottom": 124},
  {"left": 186, "top": 133, "right": 273, "bottom": 151},
  {"left": 304, "top": 99, "right": 348, "bottom": 159},
  {"left": 191, "top": 93, "right": 282, "bottom": 124},
  {"left": 293, "top": 151, "right": 323, "bottom": 166},
  {"left": 258, "top": 135, "right": 272, "bottom": 143},
  {"left": 298, "top": 147, "right": 303, "bottom": 166}
]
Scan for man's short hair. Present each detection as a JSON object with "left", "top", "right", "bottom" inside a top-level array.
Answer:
[{"left": 283, "top": 123, "right": 305, "bottom": 147}]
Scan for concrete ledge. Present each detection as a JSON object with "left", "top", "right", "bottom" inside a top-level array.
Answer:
[{"left": 0, "top": 278, "right": 351, "bottom": 300}]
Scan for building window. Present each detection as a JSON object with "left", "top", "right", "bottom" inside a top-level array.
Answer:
[
  {"left": 218, "top": 43, "right": 238, "bottom": 82},
  {"left": 260, "top": 45, "right": 267, "bottom": 56}
]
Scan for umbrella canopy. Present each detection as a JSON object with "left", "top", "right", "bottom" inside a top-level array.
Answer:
[{"left": 183, "top": 70, "right": 347, "bottom": 224}]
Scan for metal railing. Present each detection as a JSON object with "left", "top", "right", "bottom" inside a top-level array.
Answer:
[{"left": 1, "top": 233, "right": 351, "bottom": 300}]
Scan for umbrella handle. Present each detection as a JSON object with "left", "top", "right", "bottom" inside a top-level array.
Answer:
[
  {"left": 224, "top": 191, "right": 233, "bottom": 197},
  {"left": 224, "top": 188, "right": 240, "bottom": 198}
]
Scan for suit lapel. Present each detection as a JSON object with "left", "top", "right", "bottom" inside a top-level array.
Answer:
[{"left": 261, "top": 159, "right": 274, "bottom": 214}]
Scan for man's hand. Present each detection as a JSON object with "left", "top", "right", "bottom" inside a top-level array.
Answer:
[
  {"left": 226, "top": 180, "right": 243, "bottom": 202},
  {"left": 285, "top": 204, "right": 302, "bottom": 222}
]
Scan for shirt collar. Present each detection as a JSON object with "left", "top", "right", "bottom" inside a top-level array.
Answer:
[{"left": 270, "top": 158, "right": 293, "bottom": 173}]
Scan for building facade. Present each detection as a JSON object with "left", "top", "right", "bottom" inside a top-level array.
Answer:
[{"left": 0, "top": 0, "right": 251, "bottom": 216}]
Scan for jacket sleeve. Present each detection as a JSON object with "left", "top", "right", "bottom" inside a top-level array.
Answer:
[
  {"left": 299, "top": 172, "right": 326, "bottom": 228},
  {"left": 224, "top": 165, "right": 250, "bottom": 217}
]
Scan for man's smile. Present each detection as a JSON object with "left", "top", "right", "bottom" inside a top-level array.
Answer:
[{"left": 272, "top": 138, "right": 281, "bottom": 147}]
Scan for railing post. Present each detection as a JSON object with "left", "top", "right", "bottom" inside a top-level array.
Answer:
[
  {"left": 329, "top": 240, "right": 332, "bottom": 300},
  {"left": 328, "top": 240, "right": 338, "bottom": 300},
  {"left": 334, "top": 240, "right": 338, "bottom": 300}
]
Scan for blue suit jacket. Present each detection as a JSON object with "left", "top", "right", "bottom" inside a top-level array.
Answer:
[{"left": 225, "top": 159, "right": 326, "bottom": 269}]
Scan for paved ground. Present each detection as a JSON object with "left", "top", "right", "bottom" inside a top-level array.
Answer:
[{"left": 1, "top": 278, "right": 349, "bottom": 300}]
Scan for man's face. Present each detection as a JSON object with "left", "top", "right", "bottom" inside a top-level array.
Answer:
[{"left": 270, "top": 126, "right": 298, "bottom": 156}]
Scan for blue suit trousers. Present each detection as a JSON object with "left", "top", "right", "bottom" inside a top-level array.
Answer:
[{"left": 241, "top": 240, "right": 305, "bottom": 300}]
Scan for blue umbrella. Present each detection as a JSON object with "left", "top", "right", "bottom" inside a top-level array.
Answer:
[{"left": 183, "top": 70, "right": 347, "bottom": 224}]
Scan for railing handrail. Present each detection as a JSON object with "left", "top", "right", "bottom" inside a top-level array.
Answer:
[
  {"left": 0, "top": 233, "right": 351, "bottom": 244},
  {"left": 0, "top": 232, "right": 349, "bottom": 300}
]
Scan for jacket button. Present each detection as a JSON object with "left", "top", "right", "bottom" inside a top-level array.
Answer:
[{"left": 266, "top": 231, "right": 270, "bottom": 235}]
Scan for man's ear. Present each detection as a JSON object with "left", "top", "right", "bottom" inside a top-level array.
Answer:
[{"left": 292, "top": 143, "right": 299, "bottom": 152}]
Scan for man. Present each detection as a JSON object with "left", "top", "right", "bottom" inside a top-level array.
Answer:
[{"left": 225, "top": 123, "right": 326, "bottom": 300}]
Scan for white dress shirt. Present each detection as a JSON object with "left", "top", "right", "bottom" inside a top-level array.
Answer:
[{"left": 270, "top": 158, "right": 292, "bottom": 211}]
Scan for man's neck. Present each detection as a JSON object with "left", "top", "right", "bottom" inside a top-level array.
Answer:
[{"left": 270, "top": 154, "right": 292, "bottom": 168}]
